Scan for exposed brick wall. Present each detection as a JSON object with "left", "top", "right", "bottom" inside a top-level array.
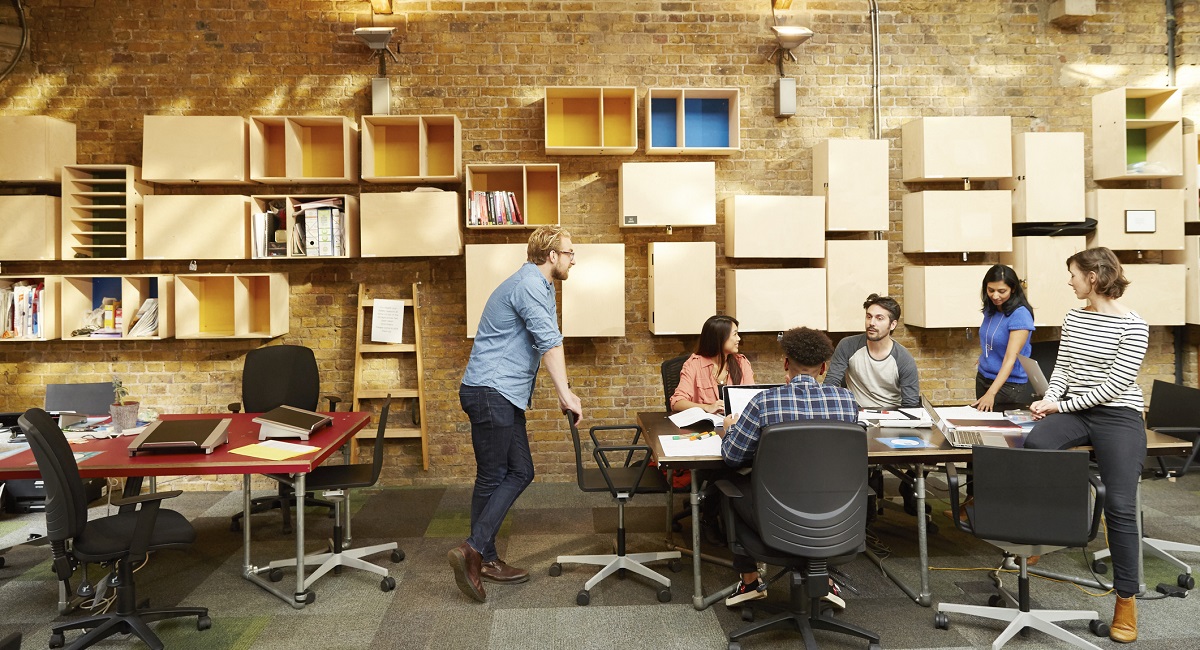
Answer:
[{"left": 1, "top": 1, "right": 1198, "bottom": 490}]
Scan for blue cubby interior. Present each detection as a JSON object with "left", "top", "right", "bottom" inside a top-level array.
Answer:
[
  {"left": 90, "top": 277, "right": 122, "bottom": 311},
  {"left": 650, "top": 97, "right": 678, "bottom": 148},
  {"left": 683, "top": 98, "right": 730, "bottom": 148}
]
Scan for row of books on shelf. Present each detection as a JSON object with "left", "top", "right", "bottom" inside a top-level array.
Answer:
[
  {"left": 251, "top": 198, "right": 347, "bottom": 258},
  {"left": 0, "top": 280, "right": 43, "bottom": 339},
  {"left": 468, "top": 190, "right": 524, "bottom": 226}
]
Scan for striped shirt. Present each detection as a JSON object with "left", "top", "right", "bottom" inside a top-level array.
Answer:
[
  {"left": 721, "top": 374, "right": 861, "bottom": 468},
  {"left": 1044, "top": 308, "right": 1149, "bottom": 413}
]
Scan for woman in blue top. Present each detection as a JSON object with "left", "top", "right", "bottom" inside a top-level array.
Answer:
[{"left": 972, "top": 264, "right": 1035, "bottom": 412}]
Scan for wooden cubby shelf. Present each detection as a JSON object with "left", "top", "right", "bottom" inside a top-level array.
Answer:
[
  {"left": 0, "top": 116, "right": 75, "bottom": 184},
  {"left": 1092, "top": 87, "right": 1183, "bottom": 181},
  {"left": 359, "top": 190, "right": 462, "bottom": 258},
  {"left": 814, "top": 139, "right": 889, "bottom": 232},
  {"left": 60, "top": 274, "right": 173, "bottom": 341},
  {"left": 648, "top": 241, "right": 715, "bottom": 335},
  {"left": 142, "top": 115, "right": 251, "bottom": 184},
  {"left": 544, "top": 87, "right": 637, "bottom": 155},
  {"left": 143, "top": 195, "right": 251, "bottom": 260},
  {"left": 646, "top": 87, "right": 740, "bottom": 155},
  {"left": 174, "top": 273, "right": 288, "bottom": 339},
  {"left": 250, "top": 194, "right": 359, "bottom": 259},
  {"left": 465, "top": 164, "right": 559, "bottom": 229},
  {"left": 1000, "top": 132, "right": 1086, "bottom": 223},
  {"left": 361, "top": 114, "right": 462, "bottom": 183},
  {"left": 901, "top": 116, "right": 1013, "bottom": 182},
  {"left": 619, "top": 161, "right": 715, "bottom": 228},
  {"left": 250, "top": 116, "right": 358, "bottom": 184},
  {"left": 0, "top": 276, "right": 60, "bottom": 342},
  {"left": 0, "top": 195, "right": 60, "bottom": 261},
  {"left": 61, "top": 165, "right": 150, "bottom": 261}
]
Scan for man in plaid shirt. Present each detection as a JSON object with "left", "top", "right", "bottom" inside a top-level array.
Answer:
[{"left": 717, "top": 327, "right": 862, "bottom": 608}]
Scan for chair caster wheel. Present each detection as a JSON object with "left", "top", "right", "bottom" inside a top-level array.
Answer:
[
  {"left": 381, "top": 576, "right": 396, "bottom": 592},
  {"left": 50, "top": 633, "right": 64, "bottom": 648},
  {"left": 819, "top": 604, "right": 834, "bottom": 618},
  {"left": 741, "top": 607, "right": 754, "bottom": 622},
  {"left": 297, "top": 590, "right": 315, "bottom": 604},
  {"left": 391, "top": 549, "right": 404, "bottom": 563},
  {"left": 197, "top": 615, "right": 212, "bottom": 631},
  {"left": 1091, "top": 559, "right": 1108, "bottom": 574},
  {"left": 549, "top": 562, "right": 562, "bottom": 577},
  {"left": 576, "top": 589, "right": 590, "bottom": 606},
  {"left": 868, "top": 644, "right": 882, "bottom": 650},
  {"left": 934, "top": 611, "right": 949, "bottom": 629},
  {"left": 1178, "top": 573, "right": 1194, "bottom": 590},
  {"left": 268, "top": 568, "right": 284, "bottom": 582},
  {"left": 1089, "top": 619, "right": 1109, "bottom": 637},
  {"left": 617, "top": 567, "right": 627, "bottom": 580},
  {"left": 668, "top": 559, "right": 682, "bottom": 573},
  {"left": 657, "top": 587, "right": 672, "bottom": 603},
  {"left": 727, "top": 642, "right": 741, "bottom": 650},
  {"left": 987, "top": 594, "right": 1005, "bottom": 607}
]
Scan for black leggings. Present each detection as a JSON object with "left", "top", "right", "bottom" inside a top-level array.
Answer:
[
  {"left": 975, "top": 371, "right": 1034, "bottom": 408},
  {"left": 1023, "top": 406, "right": 1146, "bottom": 596}
]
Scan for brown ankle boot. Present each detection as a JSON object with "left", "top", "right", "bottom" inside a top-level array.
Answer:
[{"left": 1110, "top": 594, "right": 1137, "bottom": 643}]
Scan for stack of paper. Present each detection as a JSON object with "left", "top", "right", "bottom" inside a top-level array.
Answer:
[{"left": 126, "top": 299, "right": 159, "bottom": 338}]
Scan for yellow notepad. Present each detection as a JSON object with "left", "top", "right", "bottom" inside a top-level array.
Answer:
[{"left": 229, "top": 440, "right": 320, "bottom": 461}]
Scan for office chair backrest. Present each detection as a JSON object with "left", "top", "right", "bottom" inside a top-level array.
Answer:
[
  {"left": 1028, "top": 340, "right": 1060, "bottom": 383},
  {"left": 368, "top": 396, "right": 392, "bottom": 483},
  {"left": 971, "top": 446, "right": 1091, "bottom": 547},
  {"left": 1146, "top": 380, "right": 1200, "bottom": 430},
  {"left": 752, "top": 420, "right": 868, "bottom": 559},
  {"left": 660, "top": 353, "right": 691, "bottom": 411},
  {"left": 18, "top": 408, "right": 89, "bottom": 543},
  {"left": 241, "top": 345, "right": 320, "bottom": 413},
  {"left": 44, "top": 382, "right": 116, "bottom": 416}
]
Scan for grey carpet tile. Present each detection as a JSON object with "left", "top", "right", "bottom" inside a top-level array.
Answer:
[
  {"left": 506, "top": 505, "right": 601, "bottom": 536},
  {"left": 489, "top": 604, "right": 725, "bottom": 650}
]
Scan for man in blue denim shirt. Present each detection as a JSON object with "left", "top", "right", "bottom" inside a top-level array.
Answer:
[{"left": 448, "top": 225, "right": 583, "bottom": 602}]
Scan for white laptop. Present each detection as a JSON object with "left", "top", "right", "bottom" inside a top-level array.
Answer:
[
  {"left": 1017, "top": 355, "right": 1051, "bottom": 400},
  {"left": 921, "top": 395, "right": 1021, "bottom": 449}
]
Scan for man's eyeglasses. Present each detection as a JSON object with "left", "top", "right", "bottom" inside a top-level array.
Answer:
[{"left": 555, "top": 249, "right": 576, "bottom": 259}]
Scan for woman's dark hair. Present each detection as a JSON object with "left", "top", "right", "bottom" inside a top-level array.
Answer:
[
  {"left": 980, "top": 264, "right": 1034, "bottom": 318},
  {"left": 1067, "top": 247, "right": 1129, "bottom": 299},
  {"left": 695, "top": 315, "right": 743, "bottom": 385}
]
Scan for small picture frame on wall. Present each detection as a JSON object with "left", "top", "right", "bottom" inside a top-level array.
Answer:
[{"left": 1125, "top": 209, "right": 1156, "bottom": 233}]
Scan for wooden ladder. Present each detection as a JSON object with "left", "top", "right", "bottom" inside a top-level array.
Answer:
[{"left": 351, "top": 282, "right": 429, "bottom": 469}]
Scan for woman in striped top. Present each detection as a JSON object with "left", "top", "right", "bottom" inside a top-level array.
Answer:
[{"left": 1026, "top": 247, "right": 1148, "bottom": 644}]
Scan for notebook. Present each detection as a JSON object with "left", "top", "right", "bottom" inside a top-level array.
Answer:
[
  {"left": 1017, "top": 354, "right": 1051, "bottom": 399},
  {"left": 922, "top": 396, "right": 1020, "bottom": 449}
]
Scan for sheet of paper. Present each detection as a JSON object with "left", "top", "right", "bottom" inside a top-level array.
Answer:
[
  {"left": 667, "top": 407, "right": 724, "bottom": 429},
  {"left": 370, "top": 298, "right": 406, "bottom": 344},
  {"left": 658, "top": 433, "right": 722, "bottom": 459},
  {"left": 229, "top": 440, "right": 319, "bottom": 461}
]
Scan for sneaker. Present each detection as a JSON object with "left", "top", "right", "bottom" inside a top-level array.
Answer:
[
  {"left": 725, "top": 578, "right": 767, "bottom": 607},
  {"left": 822, "top": 581, "right": 846, "bottom": 611}
]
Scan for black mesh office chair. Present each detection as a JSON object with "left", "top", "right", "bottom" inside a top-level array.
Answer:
[
  {"left": 935, "top": 446, "right": 1109, "bottom": 649},
  {"left": 44, "top": 383, "right": 116, "bottom": 416},
  {"left": 716, "top": 420, "right": 881, "bottom": 650},
  {"left": 229, "top": 345, "right": 341, "bottom": 533},
  {"left": 19, "top": 409, "right": 210, "bottom": 650},
  {"left": 262, "top": 396, "right": 403, "bottom": 592},
  {"left": 661, "top": 353, "right": 690, "bottom": 411},
  {"left": 1146, "top": 380, "right": 1200, "bottom": 478},
  {"left": 550, "top": 414, "right": 681, "bottom": 605}
]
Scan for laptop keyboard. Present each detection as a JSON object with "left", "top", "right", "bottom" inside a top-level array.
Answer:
[{"left": 956, "top": 430, "right": 985, "bottom": 446}]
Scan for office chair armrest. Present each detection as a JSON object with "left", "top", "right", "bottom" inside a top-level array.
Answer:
[
  {"left": 324, "top": 395, "right": 342, "bottom": 411},
  {"left": 1087, "top": 473, "right": 1107, "bottom": 541},
  {"left": 589, "top": 424, "right": 644, "bottom": 468},
  {"left": 713, "top": 479, "right": 743, "bottom": 549},
  {"left": 112, "top": 490, "right": 184, "bottom": 558},
  {"left": 944, "top": 465, "right": 973, "bottom": 535},
  {"left": 228, "top": 401, "right": 242, "bottom": 413},
  {"left": 110, "top": 489, "right": 184, "bottom": 508},
  {"left": 591, "top": 444, "right": 652, "bottom": 495}
]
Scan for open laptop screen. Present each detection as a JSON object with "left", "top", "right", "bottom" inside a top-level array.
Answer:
[
  {"left": 723, "top": 384, "right": 782, "bottom": 417},
  {"left": 1017, "top": 355, "right": 1050, "bottom": 399}
]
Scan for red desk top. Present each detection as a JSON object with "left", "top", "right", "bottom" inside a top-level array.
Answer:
[{"left": 0, "top": 412, "right": 371, "bottom": 481}]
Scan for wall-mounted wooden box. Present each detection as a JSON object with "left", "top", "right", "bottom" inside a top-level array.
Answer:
[
  {"left": 649, "top": 241, "right": 715, "bottom": 335},
  {"left": 1085, "top": 188, "right": 1184, "bottom": 251},
  {"left": 0, "top": 116, "right": 75, "bottom": 183},
  {"left": 1092, "top": 87, "right": 1183, "bottom": 181},
  {"left": 724, "top": 195, "right": 824, "bottom": 258},
  {"left": 465, "top": 244, "right": 528, "bottom": 338},
  {"left": 0, "top": 276, "right": 60, "bottom": 341},
  {"left": 726, "top": 268, "right": 826, "bottom": 332},
  {"left": 143, "top": 195, "right": 250, "bottom": 260},
  {"left": 1119, "top": 264, "right": 1185, "bottom": 326},
  {"left": 813, "top": 139, "right": 889, "bottom": 232},
  {"left": 249, "top": 116, "right": 358, "bottom": 184},
  {"left": 142, "top": 116, "right": 250, "bottom": 184},
  {"left": 544, "top": 87, "right": 637, "bottom": 155},
  {"left": 998, "top": 236, "right": 1085, "bottom": 328},
  {"left": 361, "top": 114, "right": 461, "bottom": 182},
  {"left": 249, "top": 195, "right": 358, "bottom": 259},
  {"left": 0, "top": 196, "right": 60, "bottom": 261},
  {"left": 61, "top": 274, "right": 174, "bottom": 340},
  {"left": 901, "top": 116, "right": 1013, "bottom": 182},
  {"left": 620, "top": 161, "right": 715, "bottom": 228},
  {"left": 62, "top": 165, "right": 150, "bottom": 261},
  {"left": 999, "top": 132, "right": 1085, "bottom": 223},
  {"left": 819, "top": 240, "right": 889, "bottom": 332},
  {"left": 359, "top": 190, "right": 462, "bottom": 258},
  {"left": 175, "top": 273, "right": 288, "bottom": 339},
  {"left": 465, "top": 164, "right": 559, "bottom": 228},
  {"left": 903, "top": 265, "right": 993, "bottom": 328},
  {"left": 902, "top": 190, "right": 1012, "bottom": 253},
  {"left": 1162, "top": 128, "right": 1198, "bottom": 223},
  {"left": 1164, "top": 236, "right": 1200, "bottom": 324},
  {"left": 562, "top": 243, "right": 625, "bottom": 337},
  {"left": 646, "top": 88, "right": 740, "bottom": 155}
]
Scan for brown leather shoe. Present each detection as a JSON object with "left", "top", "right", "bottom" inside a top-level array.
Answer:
[
  {"left": 481, "top": 559, "right": 530, "bottom": 584},
  {"left": 447, "top": 542, "right": 487, "bottom": 602},
  {"left": 1110, "top": 594, "right": 1137, "bottom": 643}
]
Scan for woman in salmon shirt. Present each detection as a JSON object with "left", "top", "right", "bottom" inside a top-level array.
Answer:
[{"left": 670, "top": 315, "right": 755, "bottom": 414}]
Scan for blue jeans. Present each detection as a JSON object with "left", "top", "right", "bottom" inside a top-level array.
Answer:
[
  {"left": 1024, "top": 406, "right": 1146, "bottom": 596},
  {"left": 459, "top": 384, "right": 534, "bottom": 563}
]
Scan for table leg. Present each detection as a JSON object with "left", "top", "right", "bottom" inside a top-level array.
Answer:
[
  {"left": 864, "top": 463, "right": 933, "bottom": 607},
  {"left": 293, "top": 471, "right": 307, "bottom": 606}
]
